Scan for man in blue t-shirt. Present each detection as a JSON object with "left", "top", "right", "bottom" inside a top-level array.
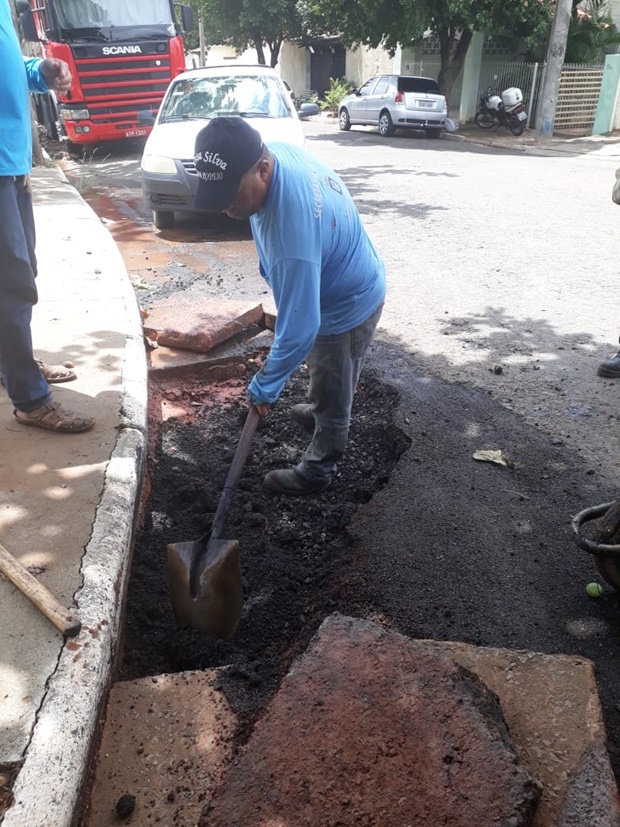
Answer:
[
  {"left": 193, "top": 116, "right": 386, "bottom": 495},
  {"left": 0, "top": 0, "right": 94, "bottom": 432}
]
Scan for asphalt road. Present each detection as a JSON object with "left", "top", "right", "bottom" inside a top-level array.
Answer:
[{"left": 62, "top": 120, "right": 620, "bottom": 775}]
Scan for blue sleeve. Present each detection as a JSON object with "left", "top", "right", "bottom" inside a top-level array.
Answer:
[
  {"left": 247, "top": 258, "right": 321, "bottom": 405},
  {"left": 24, "top": 57, "right": 50, "bottom": 94}
]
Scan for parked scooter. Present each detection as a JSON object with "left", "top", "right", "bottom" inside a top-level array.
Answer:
[{"left": 475, "top": 85, "right": 527, "bottom": 136}]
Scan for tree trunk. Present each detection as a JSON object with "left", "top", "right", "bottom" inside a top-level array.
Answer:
[
  {"left": 253, "top": 37, "right": 266, "bottom": 65},
  {"left": 437, "top": 28, "right": 473, "bottom": 104},
  {"left": 268, "top": 38, "right": 282, "bottom": 67}
]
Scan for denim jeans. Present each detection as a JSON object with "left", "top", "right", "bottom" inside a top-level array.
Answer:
[
  {"left": 0, "top": 176, "right": 50, "bottom": 413},
  {"left": 296, "top": 301, "right": 384, "bottom": 482}
]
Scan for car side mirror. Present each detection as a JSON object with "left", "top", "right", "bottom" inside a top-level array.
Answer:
[
  {"left": 355, "top": 89, "right": 362, "bottom": 96},
  {"left": 138, "top": 110, "right": 156, "bottom": 126},
  {"left": 298, "top": 102, "right": 319, "bottom": 119}
]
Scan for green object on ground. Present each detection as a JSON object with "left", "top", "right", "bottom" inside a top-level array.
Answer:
[{"left": 586, "top": 582, "right": 604, "bottom": 598}]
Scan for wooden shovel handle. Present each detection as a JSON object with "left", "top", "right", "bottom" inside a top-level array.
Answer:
[
  {"left": 0, "top": 543, "right": 81, "bottom": 638},
  {"left": 211, "top": 405, "right": 260, "bottom": 542}
]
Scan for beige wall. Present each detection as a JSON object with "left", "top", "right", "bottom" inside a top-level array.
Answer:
[
  {"left": 279, "top": 43, "right": 311, "bottom": 96},
  {"left": 345, "top": 46, "right": 399, "bottom": 87}
]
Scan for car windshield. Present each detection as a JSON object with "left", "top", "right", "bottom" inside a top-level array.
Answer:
[
  {"left": 160, "top": 74, "right": 292, "bottom": 122},
  {"left": 397, "top": 77, "right": 442, "bottom": 95}
]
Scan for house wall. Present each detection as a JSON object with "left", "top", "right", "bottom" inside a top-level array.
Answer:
[
  {"left": 279, "top": 42, "right": 310, "bottom": 95},
  {"left": 611, "top": 0, "right": 620, "bottom": 27},
  {"left": 345, "top": 45, "right": 396, "bottom": 87}
]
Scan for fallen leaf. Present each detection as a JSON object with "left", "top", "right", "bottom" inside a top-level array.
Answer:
[{"left": 473, "top": 449, "right": 513, "bottom": 467}]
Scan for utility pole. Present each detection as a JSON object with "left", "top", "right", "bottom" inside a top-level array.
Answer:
[
  {"left": 199, "top": 16, "right": 205, "bottom": 66},
  {"left": 536, "top": 0, "right": 573, "bottom": 140}
]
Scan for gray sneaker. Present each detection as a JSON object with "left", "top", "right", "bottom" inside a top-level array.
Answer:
[{"left": 291, "top": 403, "right": 315, "bottom": 433}]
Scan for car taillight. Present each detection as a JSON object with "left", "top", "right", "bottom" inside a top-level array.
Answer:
[{"left": 395, "top": 91, "right": 404, "bottom": 103}]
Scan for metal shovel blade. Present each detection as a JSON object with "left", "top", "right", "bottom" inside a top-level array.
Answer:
[{"left": 167, "top": 537, "right": 244, "bottom": 639}]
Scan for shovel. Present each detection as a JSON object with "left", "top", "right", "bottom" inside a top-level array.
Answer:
[{"left": 167, "top": 405, "right": 260, "bottom": 639}]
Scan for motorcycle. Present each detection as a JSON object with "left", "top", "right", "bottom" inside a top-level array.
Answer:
[{"left": 475, "top": 85, "right": 527, "bottom": 136}]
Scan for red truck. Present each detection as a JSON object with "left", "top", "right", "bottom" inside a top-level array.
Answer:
[{"left": 16, "top": 0, "right": 193, "bottom": 146}]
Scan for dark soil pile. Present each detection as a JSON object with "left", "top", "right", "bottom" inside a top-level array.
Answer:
[{"left": 120, "top": 360, "right": 409, "bottom": 731}]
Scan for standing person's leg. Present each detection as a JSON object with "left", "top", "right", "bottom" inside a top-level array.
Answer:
[
  {"left": 0, "top": 176, "right": 94, "bottom": 432},
  {"left": 0, "top": 176, "right": 50, "bottom": 411},
  {"left": 265, "top": 302, "right": 383, "bottom": 495}
]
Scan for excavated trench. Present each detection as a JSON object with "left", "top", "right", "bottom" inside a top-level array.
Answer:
[{"left": 119, "top": 349, "right": 410, "bottom": 732}]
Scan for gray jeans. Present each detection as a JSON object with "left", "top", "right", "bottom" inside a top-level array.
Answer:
[{"left": 296, "top": 302, "right": 384, "bottom": 482}]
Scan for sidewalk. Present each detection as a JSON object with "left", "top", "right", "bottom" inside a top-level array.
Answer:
[{"left": 0, "top": 166, "right": 147, "bottom": 826}]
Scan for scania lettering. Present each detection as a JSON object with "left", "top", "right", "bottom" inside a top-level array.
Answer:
[
  {"left": 17, "top": 0, "right": 193, "bottom": 146},
  {"left": 102, "top": 46, "right": 143, "bottom": 55}
]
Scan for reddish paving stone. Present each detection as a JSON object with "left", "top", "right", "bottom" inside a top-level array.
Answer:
[
  {"left": 143, "top": 294, "right": 264, "bottom": 353},
  {"left": 200, "top": 615, "right": 541, "bottom": 827}
]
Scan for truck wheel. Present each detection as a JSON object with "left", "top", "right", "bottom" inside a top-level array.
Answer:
[{"left": 154, "top": 210, "right": 175, "bottom": 230}]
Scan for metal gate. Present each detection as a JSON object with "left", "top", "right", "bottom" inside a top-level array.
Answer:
[
  {"left": 553, "top": 63, "right": 605, "bottom": 134},
  {"left": 477, "top": 60, "right": 604, "bottom": 134}
]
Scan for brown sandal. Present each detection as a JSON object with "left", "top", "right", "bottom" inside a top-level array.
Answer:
[
  {"left": 36, "top": 360, "right": 77, "bottom": 384},
  {"left": 14, "top": 400, "right": 95, "bottom": 433}
]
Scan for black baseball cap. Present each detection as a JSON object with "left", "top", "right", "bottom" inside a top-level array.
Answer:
[{"left": 193, "top": 117, "right": 263, "bottom": 211}]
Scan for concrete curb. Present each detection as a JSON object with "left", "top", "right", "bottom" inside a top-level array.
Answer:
[{"left": 2, "top": 169, "right": 148, "bottom": 827}]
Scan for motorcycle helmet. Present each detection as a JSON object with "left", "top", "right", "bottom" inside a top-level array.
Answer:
[{"left": 487, "top": 95, "right": 502, "bottom": 111}]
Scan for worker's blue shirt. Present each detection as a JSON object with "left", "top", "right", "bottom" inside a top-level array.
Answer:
[
  {"left": 0, "top": 0, "right": 49, "bottom": 176},
  {"left": 247, "top": 142, "right": 386, "bottom": 406}
]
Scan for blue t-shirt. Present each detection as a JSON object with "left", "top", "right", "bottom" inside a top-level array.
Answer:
[
  {"left": 1, "top": 0, "right": 49, "bottom": 176},
  {"left": 247, "top": 142, "right": 386, "bottom": 405}
]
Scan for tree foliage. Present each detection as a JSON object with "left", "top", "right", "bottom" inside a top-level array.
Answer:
[
  {"left": 189, "top": 0, "right": 320, "bottom": 66},
  {"left": 565, "top": 0, "right": 620, "bottom": 63},
  {"left": 307, "top": 0, "right": 553, "bottom": 98}
]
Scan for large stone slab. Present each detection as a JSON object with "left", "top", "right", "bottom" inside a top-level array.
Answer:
[
  {"left": 83, "top": 670, "right": 237, "bottom": 827},
  {"left": 143, "top": 293, "right": 264, "bottom": 353},
  {"left": 200, "top": 615, "right": 541, "bottom": 826},
  {"left": 425, "top": 641, "right": 620, "bottom": 827}
]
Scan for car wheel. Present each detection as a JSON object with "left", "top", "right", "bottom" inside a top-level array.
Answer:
[
  {"left": 425, "top": 128, "right": 442, "bottom": 139},
  {"left": 378, "top": 110, "right": 395, "bottom": 137},
  {"left": 339, "top": 108, "right": 351, "bottom": 131},
  {"left": 154, "top": 210, "right": 175, "bottom": 230}
]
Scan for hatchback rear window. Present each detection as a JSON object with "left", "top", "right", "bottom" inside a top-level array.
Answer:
[{"left": 398, "top": 77, "right": 442, "bottom": 95}]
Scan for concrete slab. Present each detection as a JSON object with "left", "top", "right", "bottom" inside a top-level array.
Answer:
[
  {"left": 142, "top": 294, "right": 265, "bottom": 353},
  {"left": 76, "top": 617, "right": 620, "bottom": 827},
  {"left": 83, "top": 671, "right": 238, "bottom": 827},
  {"left": 148, "top": 326, "right": 274, "bottom": 380},
  {"left": 202, "top": 615, "right": 541, "bottom": 827},
  {"left": 426, "top": 640, "right": 620, "bottom": 827}
]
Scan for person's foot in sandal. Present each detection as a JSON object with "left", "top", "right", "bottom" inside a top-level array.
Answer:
[
  {"left": 14, "top": 399, "right": 95, "bottom": 433},
  {"left": 36, "top": 360, "right": 77, "bottom": 384}
]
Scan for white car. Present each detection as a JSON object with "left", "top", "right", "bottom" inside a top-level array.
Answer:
[{"left": 141, "top": 64, "right": 317, "bottom": 228}]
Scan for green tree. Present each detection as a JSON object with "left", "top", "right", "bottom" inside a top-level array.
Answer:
[
  {"left": 190, "top": 0, "right": 321, "bottom": 67},
  {"left": 306, "top": 0, "right": 553, "bottom": 100},
  {"left": 565, "top": 0, "right": 620, "bottom": 63}
]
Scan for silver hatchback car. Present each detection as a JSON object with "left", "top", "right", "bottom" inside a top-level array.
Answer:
[{"left": 339, "top": 75, "right": 447, "bottom": 139}]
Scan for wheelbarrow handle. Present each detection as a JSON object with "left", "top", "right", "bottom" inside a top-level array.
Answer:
[{"left": 210, "top": 406, "right": 260, "bottom": 542}]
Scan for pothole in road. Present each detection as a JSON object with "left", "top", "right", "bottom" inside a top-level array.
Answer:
[{"left": 120, "top": 357, "right": 410, "bottom": 730}]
